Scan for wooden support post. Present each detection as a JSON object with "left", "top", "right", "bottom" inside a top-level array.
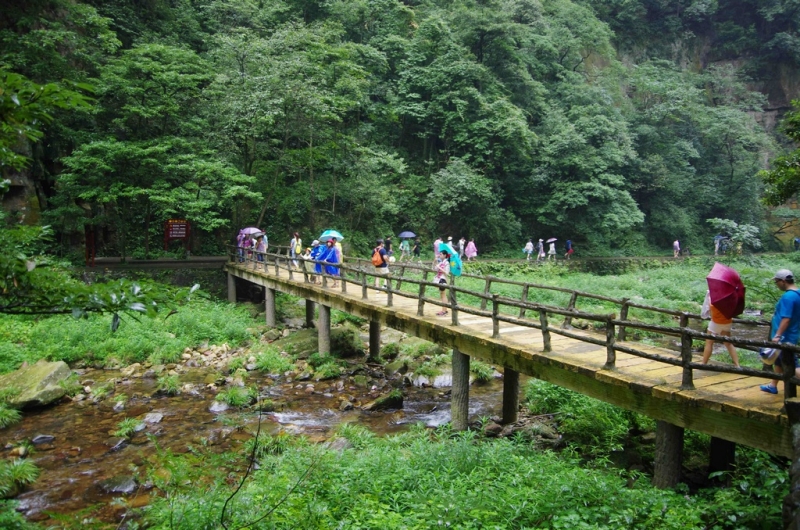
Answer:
[
  {"left": 480, "top": 277, "right": 492, "bottom": 310},
  {"left": 502, "top": 367, "right": 520, "bottom": 424},
  {"left": 451, "top": 347, "right": 470, "bottom": 431},
  {"left": 417, "top": 270, "right": 428, "bottom": 316},
  {"left": 518, "top": 285, "right": 529, "bottom": 319},
  {"left": 653, "top": 421, "right": 684, "bottom": 489},
  {"left": 783, "top": 350, "right": 797, "bottom": 400},
  {"left": 679, "top": 313, "right": 694, "bottom": 390},
  {"left": 539, "top": 309, "right": 551, "bottom": 352},
  {"left": 563, "top": 291, "right": 579, "bottom": 329},
  {"left": 618, "top": 299, "right": 629, "bottom": 341},
  {"left": 361, "top": 271, "right": 368, "bottom": 300},
  {"left": 492, "top": 294, "right": 500, "bottom": 338},
  {"left": 274, "top": 258, "right": 279, "bottom": 277},
  {"left": 369, "top": 320, "right": 381, "bottom": 361},
  {"left": 227, "top": 273, "right": 236, "bottom": 303},
  {"left": 305, "top": 300, "right": 315, "bottom": 329},
  {"left": 604, "top": 315, "right": 616, "bottom": 369},
  {"left": 288, "top": 264, "right": 293, "bottom": 280},
  {"left": 386, "top": 273, "right": 393, "bottom": 307},
  {"left": 708, "top": 437, "right": 735, "bottom": 478},
  {"left": 264, "top": 287, "right": 276, "bottom": 327},
  {"left": 396, "top": 265, "right": 406, "bottom": 290},
  {"left": 318, "top": 305, "right": 331, "bottom": 355},
  {"left": 449, "top": 276, "right": 458, "bottom": 326},
  {"left": 340, "top": 269, "right": 347, "bottom": 294},
  {"left": 322, "top": 272, "right": 328, "bottom": 288},
  {"left": 783, "top": 400, "right": 800, "bottom": 528}
]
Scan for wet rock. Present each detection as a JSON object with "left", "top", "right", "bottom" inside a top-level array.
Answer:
[
  {"left": 296, "top": 371, "right": 312, "bottom": 382},
  {"left": 282, "top": 329, "right": 291, "bottom": 338},
  {"left": 0, "top": 360, "right": 72, "bottom": 408},
  {"left": 106, "top": 438, "right": 128, "bottom": 452},
  {"left": 143, "top": 412, "right": 163, "bottom": 424},
  {"left": 98, "top": 476, "right": 137, "bottom": 495},
  {"left": 204, "top": 428, "right": 233, "bottom": 446},
  {"left": 245, "top": 363, "right": 257, "bottom": 371},
  {"left": 209, "top": 401, "right": 229, "bottom": 413},
  {"left": 31, "top": 434, "right": 55, "bottom": 445},
  {"left": 142, "top": 370, "right": 157, "bottom": 379},
  {"left": 120, "top": 364, "right": 141, "bottom": 378},
  {"left": 204, "top": 374, "right": 224, "bottom": 385},
  {"left": 263, "top": 329, "right": 281, "bottom": 341},
  {"left": 362, "top": 390, "right": 403, "bottom": 411},
  {"left": 331, "top": 323, "right": 367, "bottom": 357},
  {"left": 10, "top": 445, "right": 28, "bottom": 457},
  {"left": 353, "top": 375, "right": 368, "bottom": 388},
  {"left": 325, "top": 437, "right": 353, "bottom": 452},
  {"left": 483, "top": 422, "right": 503, "bottom": 437},
  {"left": 385, "top": 361, "right": 408, "bottom": 376},
  {"left": 339, "top": 400, "right": 354, "bottom": 411},
  {"left": 72, "top": 393, "right": 86, "bottom": 402},
  {"left": 113, "top": 401, "right": 125, "bottom": 412}
]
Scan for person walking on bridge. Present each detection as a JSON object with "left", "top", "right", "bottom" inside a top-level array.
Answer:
[
  {"left": 372, "top": 239, "right": 389, "bottom": 288},
  {"left": 700, "top": 291, "right": 740, "bottom": 369},
  {"left": 761, "top": 269, "right": 800, "bottom": 395},
  {"left": 290, "top": 232, "right": 302, "bottom": 268},
  {"left": 435, "top": 249, "right": 451, "bottom": 316}
]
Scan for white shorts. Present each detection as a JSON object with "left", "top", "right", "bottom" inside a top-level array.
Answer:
[
  {"left": 374, "top": 267, "right": 389, "bottom": 275},
  {"left": 707, "top": 321, "right": 732, "bottom": 334}
]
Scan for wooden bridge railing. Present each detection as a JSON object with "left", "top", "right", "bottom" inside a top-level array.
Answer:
[{"left": 229, "top": 246, "right": 798, "bottom": 397}]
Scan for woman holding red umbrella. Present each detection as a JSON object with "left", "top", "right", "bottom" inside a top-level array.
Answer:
[{"left": 700, "top": 290, "right": 740, "bottom": 368}]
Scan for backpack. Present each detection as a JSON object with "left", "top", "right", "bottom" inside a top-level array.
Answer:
[{"left": 371, "top": 247, "right": 384, "bottom": 266}]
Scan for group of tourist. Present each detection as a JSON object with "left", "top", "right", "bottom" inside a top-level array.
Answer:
[{"left": 523, "top": 238, "right": 573, "bottom": 261}]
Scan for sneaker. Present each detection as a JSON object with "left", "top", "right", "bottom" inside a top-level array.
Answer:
[{"left": 760, "top": 384, "right": 778, "bottom": 395}]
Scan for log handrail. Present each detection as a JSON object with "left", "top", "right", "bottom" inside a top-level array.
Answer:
[{"left": 227, "top": 246, "right": 793, "bottom": 392}]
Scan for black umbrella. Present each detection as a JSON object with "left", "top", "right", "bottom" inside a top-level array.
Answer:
[{"left": 398, "top": 231, "right": 416, "bottom": 238}]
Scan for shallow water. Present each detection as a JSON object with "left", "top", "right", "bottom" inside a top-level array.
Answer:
[{"left": 3, "top": 367, "right": 507, "bottom": 525}]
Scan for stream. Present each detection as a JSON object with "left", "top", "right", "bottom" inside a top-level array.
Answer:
[{"left": 3, "top": 365, "right": 508, "bottom": 525}]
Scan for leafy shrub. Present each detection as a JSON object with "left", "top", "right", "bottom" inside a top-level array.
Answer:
[
  {"left": 470, "top": 361, "right": 494, "bottom": 382},
  {"left": 380, "top": 342, "right": 400, "bottom": 359},
  {"left": 255, "top": 348, "right": 294, "bottom": 374},
  {"left": 331, "top": 310, "right": 366, "bottom": 326},
  {"left": 0, "top": 500, "right": 37, "bottom": 529},
  {"left": 524, "top": 379, "right": 631, "bottom": 455},
  {"left": 226, "top": 357, "right": 245, "bottom": 373},
  {"left": 0, "top": 459, "right": 39, "bottom": 498},
  {"left": 314, "top": 362, "right": 342, "bottom": 380},
  {"left": 217, "top": 386, "right": 256, "bottom": 407},
  {"left": 307, "top": 352, "right": 329, "bottom": 368}
]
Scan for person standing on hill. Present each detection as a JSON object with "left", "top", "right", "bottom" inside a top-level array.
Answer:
[
  {"left": 524, "top": 239, "right": 534, "bottom": 261},
  {"left": 673, "top": 239, "right": 680, "bottom": 258},
  {"left": 458, "top": 237, "right": 466, "bottom": 258},
  {"left": 565, "top": 239, "right": 574, "bottom": 259},
  {"left": 761, "top": 269, "right": 800, "bottom": 394}
]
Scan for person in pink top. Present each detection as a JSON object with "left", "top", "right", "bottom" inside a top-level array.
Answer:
[{"left": 464, "top": 239, "right": 477, "bottom": 261}]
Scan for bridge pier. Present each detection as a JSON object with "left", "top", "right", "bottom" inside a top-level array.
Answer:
[
  {"left": 451, "top": 348, "right": 470, "bottom": 431},
  {"left": 264, "top": 287, "right": 276, "bottom": 327},
  {"left": 305, "top": 300, "right": 315, "bottom": 328},
  {"left": 708, "top": 437, "right": 735, "bottom": 477},
  {"left": 783, "top": 400, "right": 800, "bottom": 527},
  {"left": 369, "top": 320, "right": 381, "bottom": 361},
  {"left": 318, "top": 305, "right": 331, "bottom": 355},
  {"left": 227, "top": 273, "right": 236, "bottom": 303},
  {"left": 502, "top": 368, "right": 520, "bottom": 424},
  {"left": 653, "top": 421, "right": 684, "bottom": 488}
]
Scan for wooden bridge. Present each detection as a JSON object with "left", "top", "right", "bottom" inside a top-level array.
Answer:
[{"left": 225, "top": 249, "right": 800, "bottom": 488}]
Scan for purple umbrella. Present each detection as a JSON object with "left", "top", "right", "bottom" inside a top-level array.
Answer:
[{"left": 241, "top": 227, "right": 262, "bottom": 235}]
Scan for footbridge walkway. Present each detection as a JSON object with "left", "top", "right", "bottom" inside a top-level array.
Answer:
[{"left": 225, "top": 249, "right": 800, "bottom": 488}]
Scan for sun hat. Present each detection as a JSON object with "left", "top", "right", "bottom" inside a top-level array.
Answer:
[
  {"left": 311, "top": 240, "right": 319, "bottom": 245},
  {"left": 774, "top": 269, "right": 794, "bottom": 281}
]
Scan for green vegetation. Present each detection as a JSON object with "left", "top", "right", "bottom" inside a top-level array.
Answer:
[
  {"left": 0, "top": 301, "right": 258, "bottom": 374},
  {"left": 113, "top": 418, "right": 142, "bottom": 439},
  {"left": 156, "top": 375, "right": 180, "bottom": 396},
  {"left": 216, "top": 386, "right": 257, "bottom": 408},
  {"left": 254, "top": 346, "right": 294, "bottom": 374},
  {"left": 1, "top": 0, "right": 792, "bottom": 259},
  {"left": 140, "top": 424, "right": 784, "bottom": 529},
  {"left": 469, "top": 361, "right": 494, "bottom": 383},
  {"left": 0, "top": 459, "right": 39, "bottom": 499},
  {"left": 0, "top": 405, "right": 21, "bottom": 430}
]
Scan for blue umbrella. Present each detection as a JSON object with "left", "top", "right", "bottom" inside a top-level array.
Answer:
[
  {"left": 438, "top": 242, "right": 463, "bottom": 276},
  {"left": 319, "top": 229, "right": 344, "bottom": 242},
  {"left": 398, "top": 231, "right": 416, "bottom": 238}
]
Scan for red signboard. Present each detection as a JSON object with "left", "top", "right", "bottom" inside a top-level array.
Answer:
[{"left": 164, "top": 219, "right": 191, "bottom": 250}]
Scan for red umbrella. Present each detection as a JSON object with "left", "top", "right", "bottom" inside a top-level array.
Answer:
[{"left": 706, "top": 262, "right": 746, "bottom": 319}]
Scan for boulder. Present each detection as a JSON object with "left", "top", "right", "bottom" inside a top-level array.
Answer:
[
  {"left": 362, "top": 390, "right": 403, "bottom": 411},
  {"left": 0, "top": 360, "right": 72, "bottom": 408}
]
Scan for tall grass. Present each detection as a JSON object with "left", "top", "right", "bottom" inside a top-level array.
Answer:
[
  {"left": 0, "top": 301, "right": 259, "bottom": 373},
  {"left": 142, "top": 425, "right": 785, "bottom": 529}
]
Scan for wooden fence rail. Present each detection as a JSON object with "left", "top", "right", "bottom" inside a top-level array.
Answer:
[{"left": 229, "top": 246, "right": 796, "bottom": 395}]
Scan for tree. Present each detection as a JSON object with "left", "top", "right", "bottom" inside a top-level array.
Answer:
[
  {"left": 706, "top": 217, "right": 762, "bottom": 254},
  {"left": 761, "top": 100, "right": 800, "bottom": 206}
]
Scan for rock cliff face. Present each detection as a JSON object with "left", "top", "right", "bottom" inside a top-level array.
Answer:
[{"left": 2, "top": 167, "right": 41, "bottom": 225}]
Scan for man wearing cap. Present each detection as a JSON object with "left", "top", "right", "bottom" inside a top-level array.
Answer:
[{"left": 761, "top": 269, "right": 800, "bottom": 394}]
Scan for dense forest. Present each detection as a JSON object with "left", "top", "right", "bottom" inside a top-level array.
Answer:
[{"left": 2, "top": 0, "right": 800, "bottom": 256}]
